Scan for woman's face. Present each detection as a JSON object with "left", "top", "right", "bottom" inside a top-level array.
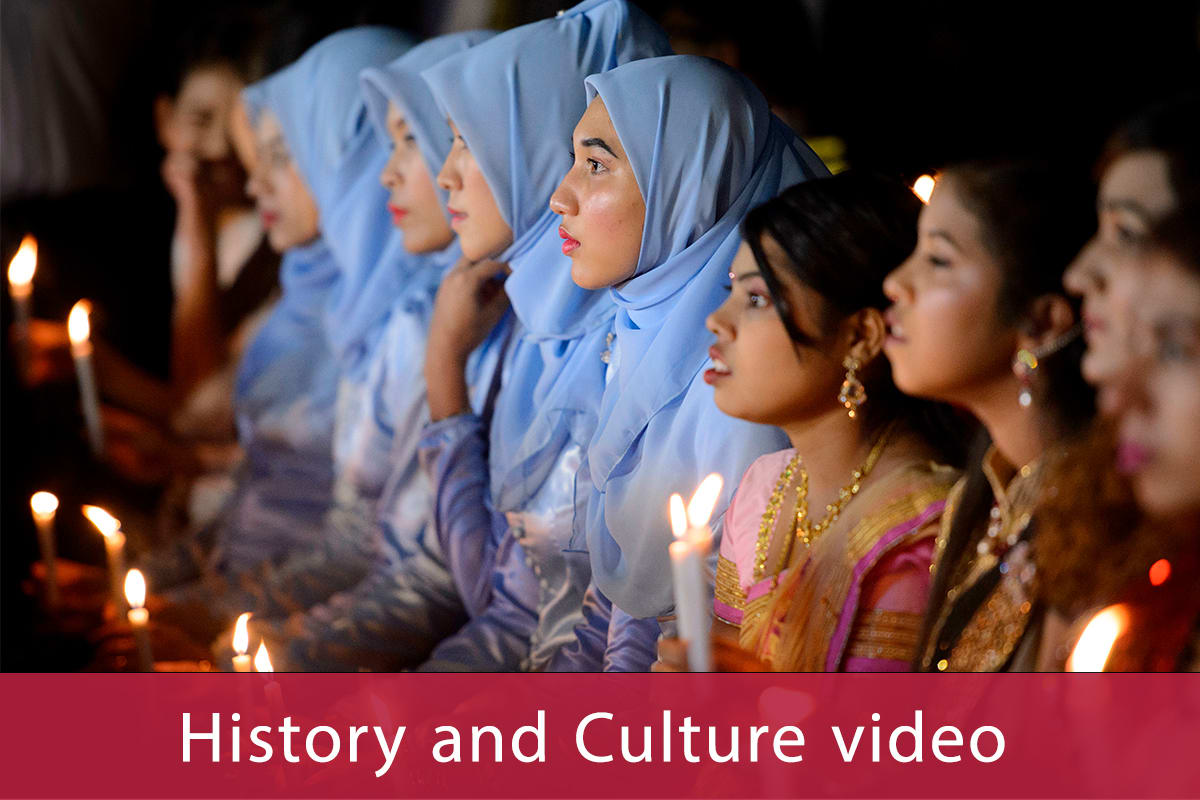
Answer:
[
  {"left": 550, "top": 97, "right": 646, "bottom": 290},
  {"left": 705, "top": 239, "right": 848, "bottom": 428},
  {"left": 380, "top": 102, "right": 454, "bottom": 254},
  {"left": 1115, "top": 250, "right": 1200, "bottom": 520},
  {"left": 882, "top": 178, "right": 1017, "bottom": 407},
  {"left": 1063, "top": 151, "right": 1176, "bottom": 412},
  {"left": 436, "top": 118, "right": 512, "bottom": 261},
  {"left": 159, "top": 64, "right": 247, "bottom": 200},
  {"left": 244, "top": 110, "right": 320, "bottom": 252}
]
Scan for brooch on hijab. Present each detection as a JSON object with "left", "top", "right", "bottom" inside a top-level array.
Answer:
[{"left": 600, "top": 332, "right": 615, "bottom": 364}]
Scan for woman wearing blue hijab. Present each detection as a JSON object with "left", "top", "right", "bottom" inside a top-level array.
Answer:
[
  {"left": 546, "top": 54, "right": 829, "bottom": 670},
  {"left": 413, "top": 0, "right": 672, "bottom": 671},
  {"left": 238, "top": 31, "right": 516, "bottom": 672},
  {"left": 155, "top": 27, "right": 424, "bottom": 631}
]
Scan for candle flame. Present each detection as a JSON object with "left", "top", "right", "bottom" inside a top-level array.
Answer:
[
  {"left": 233, "top": 612, "right": 252, "bottom": 655},
  {"left": 669, "top": 493, "right": 688, "bottom": 539},
  {"left": 82, "top": 505, "right": 121, "bottom": 539},
  {"left": 67, "top": 300, "right": 92, "bottom": 344},
  {"left": 254, "top": 641, "right": 274, "bottom": 673},
  {"left": 7, "top": 235, "right": 37, "bottom": 286},
  {"left": 686, "top": 473, "right": 724, "bottom": 529},
  {"left": 912, "top": 174, "right": 936, "bottom": 205},
  {"left": 30, "top": 491, "right": 59, "bottom": 517},
  {"left": 124, "top": 568, "right": 147, "bottom": 609},
  {"left": 1066, "top": 604, "right": 1128, "bottom": 672}
]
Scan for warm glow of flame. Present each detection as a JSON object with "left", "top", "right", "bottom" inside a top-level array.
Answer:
[
  {"left": 254, "top": 641, "right": 274, "bottom": 673},
  {"left": 124, "top": 568, "right": 147, "bottom": 609},
  {"left": 30, "top": 491, "right": 59, "bottom": 517},
  {"left": 7, "top": 235, "right": 37, "bottom": 286},
  {"left": 67, "top": 300, "right": 92, "bottom": 344},
  {"left": 686, "top": 473, "right": 724, "bottom": 529},
  {"left": 82, "top": 505, "right": 121, "bottom": 539},
  {"left": 912, "top": 174, "right": 936, "bottom": 205},
  {"left": 1066, "top": 604, "right": 1128, "bottom": 672},
  {"left": 1149, "top": 558, "right": 1171, "bottom": 587},
  {"left": 233, "top": 612, "right": 252, "bottom": 655},
  {"left": 669, "top": 493, "right": 688, "bottom": 540}
]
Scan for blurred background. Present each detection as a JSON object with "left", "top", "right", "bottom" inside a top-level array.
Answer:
[{"left": 2, "top": 0, "right": 1198, "bottom": 669}]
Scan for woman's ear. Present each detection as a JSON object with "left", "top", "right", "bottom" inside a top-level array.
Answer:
[
  {"left": 1016, "top": 293, "right": 1077, "bottom": 354},
  {"left": 847, "top": 307, "right": 887, "bottom": 365}
]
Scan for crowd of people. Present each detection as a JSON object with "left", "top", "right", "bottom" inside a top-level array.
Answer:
[{"left": 7, "top": 0, "right": 1199, "bottom": 672}]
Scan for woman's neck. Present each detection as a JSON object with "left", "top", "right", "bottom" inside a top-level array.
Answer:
[
  {"left": 967, "top": 372, "right": 1048, "bottom": 472},
  {"left": 781, "top": 407, "right": 873, "bottom": 497}
]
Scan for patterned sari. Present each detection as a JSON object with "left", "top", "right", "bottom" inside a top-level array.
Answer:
[{"left": 716, "top": 450, "right": 957, "bottom": 671}]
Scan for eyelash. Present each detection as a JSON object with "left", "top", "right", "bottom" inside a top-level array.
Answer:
[{"left": 928, "top": 254, "right": 950, "bottom": 268}]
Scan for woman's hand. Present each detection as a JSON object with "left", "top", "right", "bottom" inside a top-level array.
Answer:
[{"left": 425, "top": 258, "right": 510, "bottom": 420}]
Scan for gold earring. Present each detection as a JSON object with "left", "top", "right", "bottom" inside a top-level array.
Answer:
[
  {"left": 838, "top": 356, "right": 866, "bottom": 419},
  {"left": 1014, "top": 348, "right": 1038, "bottom": 408}
]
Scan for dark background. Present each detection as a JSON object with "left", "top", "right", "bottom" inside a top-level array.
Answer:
[{"left": 2, "top": 0, "right": 1197, "bottom": 669}]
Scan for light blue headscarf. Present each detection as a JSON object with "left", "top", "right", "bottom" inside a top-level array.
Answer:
[
  {"left": 233, "top": 238, "right": 340, "bottom": 452},
  {"left": 422, "top": 0, "right": 672, "bottom": 515},
  {"left": 582, "top": 55, "right": 830, "bottom": 617},
  {"left": 241, "top": 26, "right": 420, "bottom": 367},
  {"left": 360, "top": 31, "right": 496, "bottom": 223}
]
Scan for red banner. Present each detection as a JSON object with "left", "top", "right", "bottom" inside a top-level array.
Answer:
[{"left": 1, "top": 674, "right": 1197, "bottom": 798}]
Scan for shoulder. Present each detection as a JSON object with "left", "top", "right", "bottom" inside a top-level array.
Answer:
[{"left": 720, "top": 448, "right": 796, "bottom": 584}]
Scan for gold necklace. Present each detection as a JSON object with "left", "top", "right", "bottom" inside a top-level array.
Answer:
[
  {"left": 794, "top": 424, "right": 893, "bottom": 548},
  {"left": 751, "top": 424, "right": 895, "bottom": 581}
]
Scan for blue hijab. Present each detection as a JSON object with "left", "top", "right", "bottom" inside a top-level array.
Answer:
[
  {"left": 422, "top": 0, "right": 671, "bottom": 515},
  {"left": 241, "top": 27, "right": 420, "bottom": 368},
  {"left": 233, "top": 237, "right": 340, "bottom": 452},
  {"left": 583, "top": 55, "right": 830, "bottom": 617}
]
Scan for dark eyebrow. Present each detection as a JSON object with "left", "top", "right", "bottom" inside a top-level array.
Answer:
[
  {"left": 580, "top": 137, "right": 618, "bottom": 159},
  {"left": 928, "top": 229, "right": 960, "bottom": 249},
  {"left": 735, "top": 271, "right": 762, "bottom": 282},
  {"left": 1100, "top": 197, "right": 1151, "bottom": 218}
]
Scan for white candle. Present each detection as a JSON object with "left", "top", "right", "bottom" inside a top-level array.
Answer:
[
  {"left": 232, "top": 612, "right": 253, "bottom": 672},
  {"left": 7, "top": 235, "right": 36, "bottom": 372},
  {"left": 30, "top": 491, "right": 60, "bottom": 608},
  {"left": 668, "top": 473, "right": 723, "bottom": 672},
  {"left": 255, "top": 642, "right": 286, "bottom": 717},
  {"left": 82, "top": 505, "right": 126, "bottom": 614},
  {"left": 124, "top": 569, "right": 154, "bottom": 672},
  {"left": 67, "top": 300, "right": 104, "bottom": 457}
]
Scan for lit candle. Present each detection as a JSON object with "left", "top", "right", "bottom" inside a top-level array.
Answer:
[
  {"left": 668, "top": 473, "right": 724, "bottom": 672},
  {"left": 82, "top": 505, "right": 126, "bottom": 614},
  {"left": 124, "top": 568, "right": 154, "bottom": 672},
  {"left": 67, "top": 300, "right": 104, "bottom": 457},
  {"left": 232, "top": 612, "right": 253, "bottom": 672},
  {"left": 7, "top": 235, "right": 37, "bottom": 372},
  {"left": 1066, "top": 604, "right": 1128, "bottom": 672},
  {"left": 29, "top": 491, "right": 60, "bottom": 608},
  {"left": 911, "top": 174, "right": 936, "bottom": 205},
  {"left": 255, "top": 641, "right": 285, "bottom": 717}
]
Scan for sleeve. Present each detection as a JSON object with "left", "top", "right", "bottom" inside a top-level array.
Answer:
[
  {"left": 418, "top": 412, "right": 507, "bottom": 617},
  {"left": 842, "top": 537, "right": 935, "bottom": 672},
  {"left": 418, "top": 530, "right": 540, "bottom": 671},
  {"left": 604, "top": 608, "right": 661, "bottom": 672},
  {"left": 546, "top": 581, "right": 613, "bottom": 672},
  {"left": 714, "top": 480, "right": 750, "bottom": 626}
]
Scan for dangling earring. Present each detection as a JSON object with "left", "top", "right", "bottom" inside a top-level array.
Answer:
[
  {"left": 1013, "top": 323, "right": 1083, "bottom": 409},
  {"left": 1014, "top": 349, "right": 1038, "bottom": 408},
  {"left": 838, "top": 356, "right": 866, "bottom": 419}
]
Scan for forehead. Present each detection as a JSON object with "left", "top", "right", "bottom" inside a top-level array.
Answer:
[
  {"left": 1100, "top": 151, "right": 1175, "bottom": 219},
  {"left": 575, "top": 97, "right": 621, "bottom": 146},
  {"left": 918, "top": 178, "right": 983, "bottom": 246},
  {"left": 177, "top": 65, "right": 240, "bottom": 108}
]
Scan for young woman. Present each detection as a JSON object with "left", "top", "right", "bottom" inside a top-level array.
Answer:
[
  {"left": 881, "top": 161, "right": 1096, "bottom": 672},
  {"left": 145, "top": 28, "right": 417, "bottom": 640},
  {"left": 413, "top": 0, "right": 672, "bottom": 671},
  {"left": 244, "top": 30, "right": 513, "bottom": 672},
  {"left": 546, "top": 55, "right": 828, "bottom": 671},
  {"left": 701, "top": 173, "right": 966, "bottom": 671}
]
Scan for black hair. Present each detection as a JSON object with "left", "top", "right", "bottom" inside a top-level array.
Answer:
[
  {"left": 741, "top": 171, "right": 974, "bottom": 467},
  {"left": 915, "top": 160, "right": 1099, "bottom": 664}
]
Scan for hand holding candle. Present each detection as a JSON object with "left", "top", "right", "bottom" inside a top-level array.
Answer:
[
  {"left": 30, "top": 492, "right": 60, "bottom": 609},
  {"left": 668, "top": 473, "right": 724, "bottom": 672},
  {"left": 67, "top": 300, "right": 104, "bottom": 457},
  {"left": 82, "top": 505, "right": 126, "bottom": 615},
  {"left": 232, "top": 612, "right": 253, "bottom": 672},
  {"left": 124, "top": 569, "right": 154, "bottom": 672}
]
